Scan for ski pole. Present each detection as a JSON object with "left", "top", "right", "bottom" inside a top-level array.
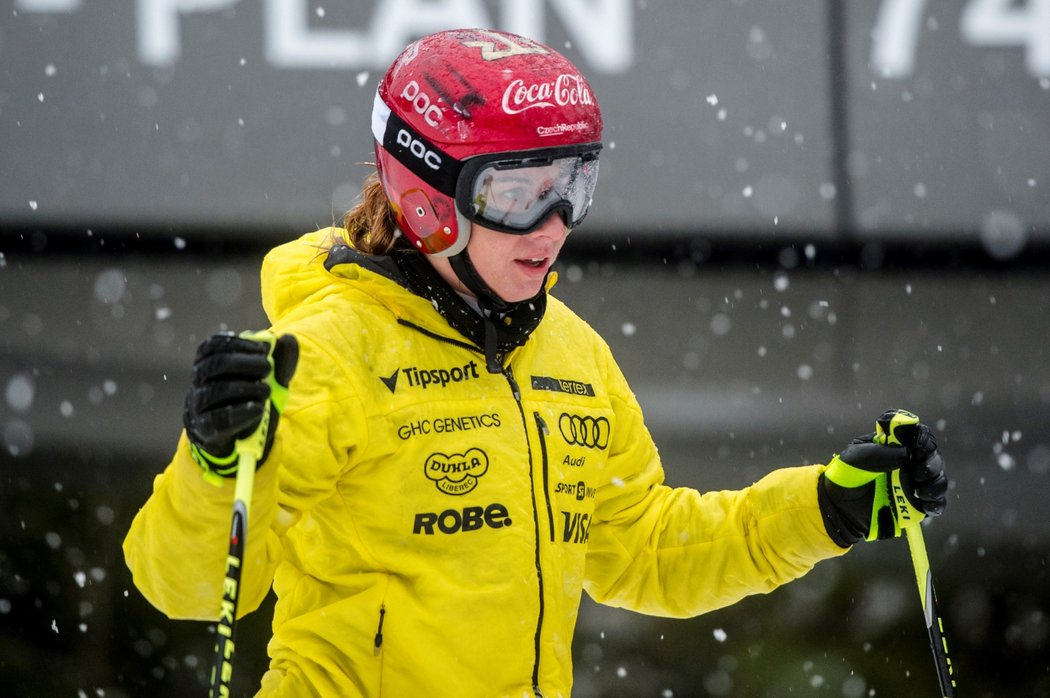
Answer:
[
  {"left": 209, "top": 331, "right": 287, "bottom": 698},
  {"left": 876, "top": 410, "right": 956, "bottom": 697},
  {"left": 903, "top": 517, "right": 955, "bottom": 696}
]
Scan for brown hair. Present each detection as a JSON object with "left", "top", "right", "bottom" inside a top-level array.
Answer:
[{"left": 337, "top": 169, "right": 402, "bottom": 255}]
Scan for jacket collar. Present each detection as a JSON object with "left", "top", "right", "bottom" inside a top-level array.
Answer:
[{"left": 324, "top": 245, "right": 547, "bottom": 372}]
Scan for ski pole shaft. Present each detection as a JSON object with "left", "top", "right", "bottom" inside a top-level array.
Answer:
[
  {"left": 208, "top": 330, "right": 281, "bottom": 697},
  {"left": 204, "top": 331, "right": 296, "bottom": 696},
  {"left": 904, "top": 523, "right": 956, "bottom": 697},
  {"left": 209, "top": 448, "right": 258, "bottom": 698}
]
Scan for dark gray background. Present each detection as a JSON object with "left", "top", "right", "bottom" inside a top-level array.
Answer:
[
  {"left": 3, "top": 0, "right": 1048, "bottom": 247},
  {"left": 2, "top": 1, "right": 1049, "bottom": 696}
]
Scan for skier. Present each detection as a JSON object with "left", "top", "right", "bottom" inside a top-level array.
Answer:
[{"left": 123, "top": 28, "right": 947, "bottom": 697}]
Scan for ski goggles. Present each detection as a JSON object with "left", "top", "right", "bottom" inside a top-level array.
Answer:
[{"left": 455, "top": 144, "right": 601, "bottom": 235}]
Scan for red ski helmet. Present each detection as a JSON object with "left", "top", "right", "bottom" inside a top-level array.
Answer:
[{"left": 372, "top": 28, "right": 603, "bottom": 256}]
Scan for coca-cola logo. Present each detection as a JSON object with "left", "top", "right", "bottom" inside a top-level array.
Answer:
[{"left": 501, "top": 74, "right": 594, "bottom": 115}]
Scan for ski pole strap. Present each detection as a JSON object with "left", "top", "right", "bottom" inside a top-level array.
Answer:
[
  {"left": 231, "top": 330, "right": 284, "bottom": 463},
  {"left": 190, "top": 443, "right": 241, "bottom": 487}
]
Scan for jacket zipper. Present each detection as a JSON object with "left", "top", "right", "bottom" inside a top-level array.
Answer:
[
  {"left": 503, "top": 367, "right": 546, "bottom": 696},
  {"left": 373, "top": 604, "right": 386, "bottom": 656},
  {"left": 534, "top": 413, "right": 555, "bottom": 542},
  {"left": 393, "top": 324, "right": 547, "bottom": 693}
]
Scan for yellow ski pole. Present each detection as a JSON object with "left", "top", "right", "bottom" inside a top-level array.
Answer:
[
  {"left": 876, "top": 410, "right": 956, "bottom": 697},
  {"left": 209, "top": 331, "right": 291, "bottom": 698}
]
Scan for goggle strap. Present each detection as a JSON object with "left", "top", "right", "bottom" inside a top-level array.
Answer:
[{"left": 381, "top": 110, "right": 460, "bottom": 197}]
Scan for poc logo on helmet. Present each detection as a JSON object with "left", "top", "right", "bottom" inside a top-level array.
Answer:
[
  {"left": 396, "top": 128, "right": 442, "bottom": 170},
  {"left": 559, "top": 413, "right": 610, "bottom": 450},
  {"left": 399, "top": 80, "right": 443, "bottom": 128}
]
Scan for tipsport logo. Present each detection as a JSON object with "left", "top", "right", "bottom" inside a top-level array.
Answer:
[
  {"left": 558, "top": 413, "right": 610, "bottom": 450},
  {"left": 380, "top": 360, "right": 480, "bottom": 393}
]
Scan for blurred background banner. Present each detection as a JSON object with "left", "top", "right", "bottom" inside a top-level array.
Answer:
[
  {"left": 2, "top": 1, "right": 1049, "bottom": 697},
  {"left": 3, "top": 0, "right": 1049, "bottom": 246}
]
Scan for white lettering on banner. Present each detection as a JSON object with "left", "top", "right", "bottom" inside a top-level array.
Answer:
[
  {"left": 961, "top": 0, "right": 1050, "bottom": 77},
  {"left": 367, "top": 0, "right": 491, "bottom": 61},
  {"left": 136, "top": 0, "right": 240, "bottom": 65},
  {"left": 264, "top": 0, "right": 373, "bottom": 67},
  {"left": 541, "top": 0, "right": 633, "bottom": 73},
  {"left": 265, "top": 0, "right": 490, "bottom": 69},
  {"left": 15, "top": 0, "right": 81, "bottom": 10},
  {"left": 116, "top": 0, "right": 634, "bottom": 73},
  {"left": 872, "top": 0, "right": 1050, "bottom": 78},
  {"left": 23, "top": 0, "right": 1050, "bottom": 80},
  {"left": 501, "top": 74, "right": 594, "bottom": 114},
  {"left": 870, "top": 0, "right": 929, "bottom": 78}
]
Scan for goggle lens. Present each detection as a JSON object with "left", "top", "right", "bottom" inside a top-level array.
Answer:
[{"left": 461, "top": 151, "right": 599, "bottom": 233}]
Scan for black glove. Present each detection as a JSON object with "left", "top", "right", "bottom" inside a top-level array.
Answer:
[
  {"left": 183, "top": 331, "right": 298, "bottom": 483},
  {"left": 818, "top": 409, "right": 947, "bottom": 547}
]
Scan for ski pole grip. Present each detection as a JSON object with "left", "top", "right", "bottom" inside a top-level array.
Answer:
[
  {"left": 231, "top": 330, "right": 281, "bottom": 462},
  {"left": 874, "top": 408, "right": 920, "bottom": 448}
]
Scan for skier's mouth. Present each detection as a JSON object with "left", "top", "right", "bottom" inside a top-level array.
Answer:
[{"left": 515, "top": 257, "right": 550, "bottom": 275}]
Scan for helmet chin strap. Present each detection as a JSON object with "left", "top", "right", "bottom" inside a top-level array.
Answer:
[
  {"left": 449, "top": 250, "right": 512, "bottom": 315},
  {"left": 445, "top": 212, "right": 565, "bottom": 372},
  {"left": 449, "top": 214, "right": 559, "bottom": 373},
  {"left": 449, "top": 249, "right": 512, "bottom": 375},
  {"left": 444, "top": 213, "right": 507, "bottom": 373},
  {"left": 447, "top": 209, "right": 565, "bottom": 316},
  {"left": 447, "top": 211, "right": 515, "bottom": 315}
]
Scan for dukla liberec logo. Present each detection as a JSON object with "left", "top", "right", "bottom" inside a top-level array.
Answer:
[{"left": 425, "top": 448, "right": 489, "bottom": 495}]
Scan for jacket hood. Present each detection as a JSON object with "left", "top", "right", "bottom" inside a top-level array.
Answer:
[
  {"left": 262, "top": 229, "right": 341, "bottom": 324},
  {"left": 261, "top": 228, "right": 424, "bottom": 323}
]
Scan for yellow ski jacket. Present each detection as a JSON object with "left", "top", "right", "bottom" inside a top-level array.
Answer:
[{"left": 124, "top": 229, "right": 846, "bottom": 697}]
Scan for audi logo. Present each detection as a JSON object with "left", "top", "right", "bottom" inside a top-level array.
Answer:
[{"left": 558, "top": 413, "right": 610, "bottom": 450}]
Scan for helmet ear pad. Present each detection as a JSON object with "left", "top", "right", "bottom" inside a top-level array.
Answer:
[{"left": 374, "top": 145, "right": 469, "bottom": 257}]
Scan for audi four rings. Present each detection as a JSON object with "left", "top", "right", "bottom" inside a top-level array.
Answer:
[{"left": 558, "top": 414, "right": 610, "bottom": 449}]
